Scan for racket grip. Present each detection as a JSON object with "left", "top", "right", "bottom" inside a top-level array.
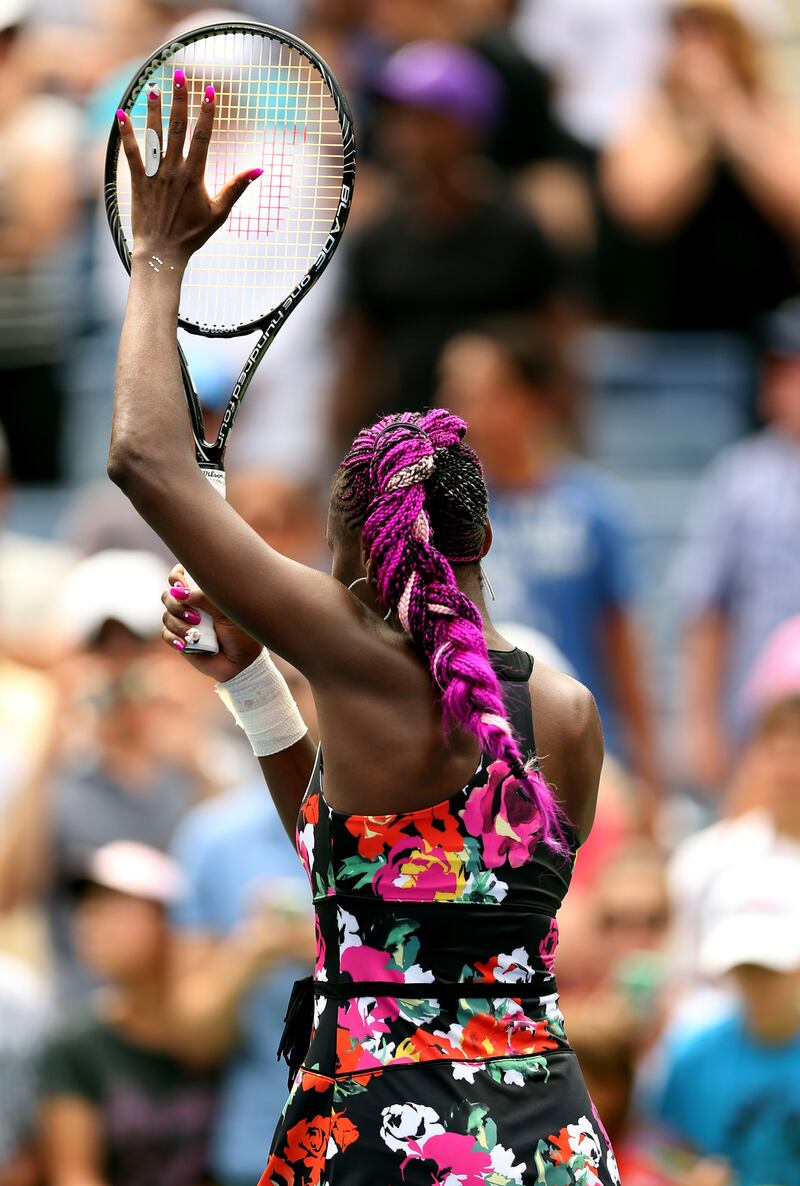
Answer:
[{"left": 182, "top": 465, "right": 227, "bottom": 657}]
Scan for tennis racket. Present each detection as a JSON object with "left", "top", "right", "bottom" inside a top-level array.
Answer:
[{"left": 105, "top": 21, "right": 355, "bottom": 653}]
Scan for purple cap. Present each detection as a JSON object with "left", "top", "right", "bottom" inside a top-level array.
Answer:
[{"left": 376, "top": 41, "right": 502, "bottom": 130}]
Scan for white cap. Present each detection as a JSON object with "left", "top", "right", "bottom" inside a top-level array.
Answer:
[
  {"left": 0, "top": 0, "right": 28, "bottom": 31},
  {"left": 78, "top": 842, "right": 187, "bottom": 906},
  {"left": 58, "top": 550, "right": 167, "bottom": 646},
  {"left": 699, "top": 858, "right": 800, "bottom": 978}
]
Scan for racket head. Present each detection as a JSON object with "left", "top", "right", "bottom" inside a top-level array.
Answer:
[{"left": 105, "top": 21, "right": 355, "bottom": 338}]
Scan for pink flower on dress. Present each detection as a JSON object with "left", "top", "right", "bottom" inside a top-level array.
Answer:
[
  {"left": 463, "top": 761, "right": 543, "bottom": 869},
  {"left": 371, "top": 839, "right": 466, "bottom": 901},
  {"left": 410, "top": 1131, "right": 492, "bottom": 1186},
  {"left": 539, "top": 919, "right": 559, "bottom": 974}
]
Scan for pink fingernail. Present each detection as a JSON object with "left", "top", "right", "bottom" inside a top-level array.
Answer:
[
  {"left": 183, "top": 610, "right": 202, "bottom": 625},
  {"left": 173, "top": 639, "right": 186, "bottom": 652},
  {"left": 116, "top": 109, "right": 127, "bottom": 124},
  {"left": 148, "top": 86, "right": 160, "bottom": 103},
  {"left": 204, "top": 85, "right": 215, "bottom": 103},
  {"left": 245, "top": 168, "right": 264, "bottom": 181},
  {"left": 171, "top": 586, "right": 190, "bottom": 601},
  {"left": 174, "top": 68, "right": 186, "bottom": 88}
]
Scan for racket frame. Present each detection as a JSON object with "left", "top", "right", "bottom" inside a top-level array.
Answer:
[{"left": 104, "top": 19, "right": 356, "bottom": 472}]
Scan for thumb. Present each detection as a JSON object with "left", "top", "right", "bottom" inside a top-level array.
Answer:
[{"left": 213, "top": 167, "right": 264, "bottom": 221}]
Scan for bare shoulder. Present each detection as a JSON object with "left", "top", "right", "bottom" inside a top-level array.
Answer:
[{"left": 530, "top": 660, "right": 604, "bottom": 844}]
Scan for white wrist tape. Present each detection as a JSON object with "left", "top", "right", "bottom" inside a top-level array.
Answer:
[{"left": 215, "top": 649, "right": 308, "bottom": 757}]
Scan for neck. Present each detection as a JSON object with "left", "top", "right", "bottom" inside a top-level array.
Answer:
[
  {"left": 746, "top": 987, "right": 800, "bottom": 1044},
  {"left": 99, "top": 972, "right": 169, "bottom": 1039},
  {"left": 455, "top": 565, "right": 511, "bottom": 651}
]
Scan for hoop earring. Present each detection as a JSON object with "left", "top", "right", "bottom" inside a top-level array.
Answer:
[
  {"left": 481, "top": 564, "right": 496, "bottom": 602},
  {"left": 348, "top": 575, "right": 392, "bottom": 621}
]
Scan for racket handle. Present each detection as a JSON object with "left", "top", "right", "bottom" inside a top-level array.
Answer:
[{"left": 183, "top": 465, "right": 227, "bottom": 657}]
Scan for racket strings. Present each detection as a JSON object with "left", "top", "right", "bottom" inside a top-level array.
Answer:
[{"left": 115, "top": 30, "right": 347, "bottom": 332}]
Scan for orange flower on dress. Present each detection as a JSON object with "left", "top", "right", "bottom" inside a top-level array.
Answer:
[
  {"left": 284, "top": 1115, "right": 329, "bottom": 1182},
  {"left": 461, "top": 1012, "right": 512, "bottom": 1059},
  {"left": 330, "top": 1111, "right": 360, "bottom": 1154},
  {"left": 417, "top": 802, "right": 465, "bottom": 853},
  {"left": 344, "top": 813, "right": 409, "bottom": 859},
  {"left": 303, "top": 794, "right": 320, "bottom": 826},
  {"left": 395, "top": 1027, "right": 463, "bottom": 1062},
  {"left": 259, "top": 1153, "right": 294, "bottom": 1186},
  {"left": 300, "top": 1069, "right": 331, "bottom": 1094}
]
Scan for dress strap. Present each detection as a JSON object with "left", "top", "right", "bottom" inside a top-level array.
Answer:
[{"left": 489, "top": 648, "right": 536, "bottom": 759}]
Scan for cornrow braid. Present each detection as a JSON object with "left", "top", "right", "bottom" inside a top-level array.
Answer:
[{"left": 336, "top": 409, "right": 567, "bottom": 853}]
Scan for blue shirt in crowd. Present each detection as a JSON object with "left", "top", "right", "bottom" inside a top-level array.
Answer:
[
  {"left": 170, "top": 784, "right": 310, "bottom": 1185},
  {"left": 674, "top": 428, "right": 800, "bottom": 738},
  {"left": 658, "top": 1009, "right": 800, "bottom": 1186},
  {"left": 484, "top": 458, "right": 637, "bottom": 756}
]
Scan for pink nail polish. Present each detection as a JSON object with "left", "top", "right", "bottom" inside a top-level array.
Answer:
[
  {"left": 148, "top": 87, "right": 160, "bottom": 103},
  {"left": 171, "top": 586, "right": 190, "bottom": 601},
  {"left": 204, "top": 85, "right": 215, "bottom": 103},
  {"left": 116, "top": 109, "right": 127, "bottom": 124},
  {"left": 173, "top": 639, "right": 186, "bottom": 652},
  {"left": 174, "top": 68, "right": 186, "bottom": 88},
  {"left": 183, "top": 610, "right": 202, "bottom": 625},
  {"left": 245, "top": 168, "right": 264, "bottom": 181}
]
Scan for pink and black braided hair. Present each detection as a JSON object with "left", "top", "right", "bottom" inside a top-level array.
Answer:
[{"left": 334, "top": 408, "right": 567, "bottom": 852}]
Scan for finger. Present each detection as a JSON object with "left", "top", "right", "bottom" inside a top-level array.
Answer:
[
  {"left": 168, "top": 564, "right": 186, "bottom": 585},
  {"left": 162, "top": 606, "right": 201, "bottom": 636},
  {"left": 144, "top": 84, "right": 163, "bottom": 173},
  {"left": 212, "top": 167, "right": 264, "bottom": 223},
  {"left": 162, "top": 581, "right": 214, "bottom": 615},
  {"left": 116, "top": 108, "right": 144, "bottom": 180},
  {"left": 186, "top": 84, "right": 216, "bottom": 178},
  {"left": 162, "top": 624, "right": 187, "bottom": 654},
  {"left": 164, "top": 67, "right": 189, "bottom": 165}
]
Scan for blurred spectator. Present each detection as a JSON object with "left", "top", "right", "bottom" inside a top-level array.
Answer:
[
  {"left": 568, "top": 1002, "right": 734, "bottom": 1186},
  {"left": 675, "top": 310, "right": 800, "bottom": 791},
  {"left": 38, "top": 843, "right": 217, "bottom": 1186},
  {"left": 0, "top": 954, "right": 50, "bottom": 1186},
  {"left": 0, "top": 0, "right": 81, "bottom": 483},
  {"left": 440, "top": 319, "right": 660, "bottom": 799},
  {"left": 602, "top": 0, "right": 800, "bottom": 332},
  {"left": 742, "top": 614, "right": 800, "bottom": 727},
  {"left": 332, "top": 40, "right": 561, "bottom": 450},
  {"left": 669, "top": 694, "right": 800, "bottom": 986},
  {"left": 514, "top": 0, "right": 670, "bottom": 153},
  {"left": 168, "top": 662, "right": 315, "bottom": 1186},
  {"left": 593, "top": 847, "right": 671, "bottom": 1028},
  {"left": 0, "top": 551, "right": 208, "bottom": 1006},
  {"left": 655, "top": 858, "right": 800, "bottom": 1186},
  {"left": 226, "top": 472, "right": 326, "bottom": 569}
]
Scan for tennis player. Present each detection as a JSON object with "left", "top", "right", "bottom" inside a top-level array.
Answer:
[{"left": 110, "top": 71, "right": 618, "bottom": 1186}]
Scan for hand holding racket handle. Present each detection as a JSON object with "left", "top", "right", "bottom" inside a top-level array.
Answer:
[{"left": 183, "top": 464, "right": 227, "bottom": 655}]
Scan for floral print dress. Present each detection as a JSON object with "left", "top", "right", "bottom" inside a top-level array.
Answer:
[{"left": 260, "top": 648, "right": 619, "bottom": 1186}]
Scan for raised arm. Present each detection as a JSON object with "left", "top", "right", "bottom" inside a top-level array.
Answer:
[{"left": 108, "top": 74, "right": 373, "bottom": 683}]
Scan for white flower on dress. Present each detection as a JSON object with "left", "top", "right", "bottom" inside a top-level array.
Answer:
[
  {"left": 463, "top": 870, "right": 509, "bottom": 902},
  {"left": 495, "top": 948, "right": 535, "bottom": 982},
  {"left": 502, "top": 1067, "right": 525, "bottom": 1087},
  {"left": 403, "top": 964, "right": 436, "bottom": 983},
  {"left": 490, "top": 1143, "right": 526, "bottom": 1184},
  {"left": 451, "top": 1061, "right": 485, "bottom": 1082},
  {"left": 297, "top": 821, "right": 315, "bottom": 876},
  {"left": 380, "top": 1103, "right": 445, "bottom": 1154},
  {"left": 337, "top": 907, "right": 362, "bottom": 952},
  {"left": 606, "top": 1147, "right": 621, "bottom": 1185},
  {"left": 566, "top": 1118, "right": 603, "bottom": 1185}
]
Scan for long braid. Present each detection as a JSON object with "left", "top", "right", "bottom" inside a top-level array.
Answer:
[{"left": 337, "top": 410, "right": 567, "bottom": 852}]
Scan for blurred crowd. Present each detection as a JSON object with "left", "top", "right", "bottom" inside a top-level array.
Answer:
[{"left": 2, "top": 0, "right": 800, "bottom": 1184}]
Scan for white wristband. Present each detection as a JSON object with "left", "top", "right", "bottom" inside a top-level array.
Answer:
[{"left": 215, "top": 649, "right": 308, "bottom": 757}]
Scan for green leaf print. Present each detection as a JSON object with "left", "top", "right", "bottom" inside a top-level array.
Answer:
[
  {"left": 333, "top": 1077, "right": 370, "bottom": 1099},
  {"left": 533, "top": 1143, "right": 573, "bottom": 1185},
  {"left": 338, "top": 854, "right": 384, "bottom": 888},
  {"left": 384, "top": 920, "right": 419, "bottom": 948},
  {"left": 466, "top": 1104, "right": 499, "bottom": 1153}
]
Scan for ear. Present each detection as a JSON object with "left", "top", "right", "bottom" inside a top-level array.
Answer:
[{"left": 480, "top": 519, "right": 493, "bottom": 560}]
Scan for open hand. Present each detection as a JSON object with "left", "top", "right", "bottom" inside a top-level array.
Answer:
[{"left": 117, "top": 69, "right": 262, "bottom": 267}]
